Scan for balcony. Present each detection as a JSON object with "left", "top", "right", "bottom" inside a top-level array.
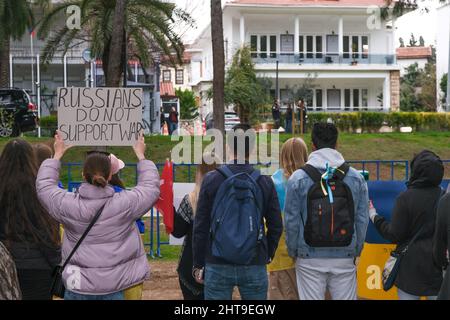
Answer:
[{"left": 251, "top": 52, "right": 397, "bottom": 66}]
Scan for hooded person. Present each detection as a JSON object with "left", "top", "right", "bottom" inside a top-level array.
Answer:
[{"left": 370, "top": 150, "right": 445, "bottom": 300}]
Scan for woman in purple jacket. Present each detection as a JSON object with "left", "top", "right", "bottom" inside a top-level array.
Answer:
[{"left": 36, "top": 132, "right": 160, "bottom": 300}]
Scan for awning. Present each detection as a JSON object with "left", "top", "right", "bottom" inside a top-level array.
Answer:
[{"left": 160, "top": 81, "right": 176, "bottom": 98}]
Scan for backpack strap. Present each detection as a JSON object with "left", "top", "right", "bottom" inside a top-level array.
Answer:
[
  {"left": 250, "top": 169, "right": 261, "bottom": 182},
  {"left": 300, "top": 164, "right": 322, "bottom": 183},
  {"left": 334, "top": 163, "right": 350, "bottom": 180},
  {"left": 216, "top": 165, "right": 234, "bottom": 179}
]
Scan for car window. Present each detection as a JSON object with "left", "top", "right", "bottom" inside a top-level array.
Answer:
[{"left": 0, "top": 91, "right": 27, "bottom": 105}]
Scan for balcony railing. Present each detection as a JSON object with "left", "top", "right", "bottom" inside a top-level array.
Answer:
[{"left": 251, "top": 52, "right": 396, "bottom": 66}]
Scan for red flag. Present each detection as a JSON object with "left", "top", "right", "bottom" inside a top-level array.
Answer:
[{"left": 154, "top": 160, "right": 174, "bottom": 234}]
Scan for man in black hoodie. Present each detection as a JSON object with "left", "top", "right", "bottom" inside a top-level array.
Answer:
[{"left": 370, "top": 150, "right": 444, "bottom": 300}]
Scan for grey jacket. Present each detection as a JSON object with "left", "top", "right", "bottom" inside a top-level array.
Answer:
[{"left": 284, "top": 148, "right": 369, "bottom": 259}]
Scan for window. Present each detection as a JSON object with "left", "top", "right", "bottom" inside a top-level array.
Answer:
[
  {"left": 362, "top": 36, "right": 369, "bottom": 59},
  {"left": 353, "top": 89, "right": 360, "bottom": 109},
  {"left": 327, "top": 34, "right": 339, "bottom": 55},
  {"left": 250, "top": 35, "right": 258, "bottom": 58},
  {"left": 362, "top": 89, "right": 368, "bottom": 110},
  {"left": 280, "top": 34, "right": 294, "bottom": 55},
  {"left": 316, "top": 36, "right": 323, "bottom": 59},
  {"left": 343, "top": 36, "right": 350, "bottom": 59},
  {"left": 299, "top": 36, "right": 304, "bottom": 58},
  {"left": 260, "top": 35, "right": 267, "bottom": 58},
  {"left": 306, "top": 36, "right": 313, "bottom": 59},
  {"left": 175, "top": 69, "right": 184, "bottom": 85},
  {"left": 352, "top": 36, "right": 359, "bottom": 58},
  {"left": 270, "top": 36, "right": 277, "bottom": 58},
  {"left": 162, "top": 70, "right": 171, "bottom": 82},
  {"left": 344, "top": 89, "right": 351, "bottom": 111},
  {"left": 327, "top": 89, "right": 341, "bottom": 110},
  {"left": 316, "top": 89, "right": 323, "bottom": 110}
]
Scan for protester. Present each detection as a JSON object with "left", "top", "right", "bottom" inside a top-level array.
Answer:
[
  {"left": 371, "top": 150, "right": 444, "bottom": 300},
  {"left": 284, "top": 122, "right": 369, "bottom": 300},
  {"left": 168, "top": 107, "right": 179, "bottom": 135},
  {"left": 0, "top": 242, "right": 22, "bottom": 300},
  {"left": 36, "top": 132, "right": 160, "bottom": 300},
  {"left": 160, "top": 108, "right": 166, "bottom": 133},
  {"left": 297, "top": 100, "right": 307, "bottom": 134},
  {"left": 269, "top": 138, "right": 308, "bottom": 300},
  {"left": 193, "top": 124, "right": 283, "bottom": 300},
  {"left": 172, "top": 157, "right": 218, "bottom": 300},
  {"left": 0, "top": 139, "right": 61, "bottom": 300},
  {"left": 285, "top": 104, "right": 293, "bottom": 134},
  {"left": 33, "top": 143, "right": 53, "bottom": 167},
  {"left": 433, "top": 191, "right": 450, "bottom": 300},
  {"left": 272, "top": 99, "right": 281, "bottom": 129},
  {"left": 107, "top": 153, "right": 145, "bottom": 300}
]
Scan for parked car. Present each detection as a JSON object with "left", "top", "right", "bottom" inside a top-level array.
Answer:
[
  {"left": 0, "top": 88, "right": 38, "bottom": 137},
  {"left": 205, "top": 111, "right": 241, "bottom": 131}
]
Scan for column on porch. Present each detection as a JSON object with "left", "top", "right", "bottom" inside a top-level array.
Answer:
[
  {"left": 240, "top": 15, "right": 245, "bottom": 47},
  {"left": 383, "top": 74, "right": 391, "bottom": 111},
  {"left": 338, "top": 16, "right": 344, "bottom": 58},
  {"left": 294, "top": 16, "right": 300, "bottom": 56}
]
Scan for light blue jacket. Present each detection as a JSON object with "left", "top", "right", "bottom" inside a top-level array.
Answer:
[{"left": 284, "top": 148, "right": 369, "bottom": 259}]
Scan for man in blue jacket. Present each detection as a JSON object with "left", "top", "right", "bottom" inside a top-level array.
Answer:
[
  {"left": 192, "top": 124, "right": 282, "bottom": 300},
  {"left": 284, "top": 122, "right": 369, "bottom": 300}
]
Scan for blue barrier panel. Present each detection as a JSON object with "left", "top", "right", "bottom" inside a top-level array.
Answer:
[{"left": 366, "top": 180, "right": 450, "bottom": 244}]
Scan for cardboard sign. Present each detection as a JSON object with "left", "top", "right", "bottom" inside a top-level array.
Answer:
[{"left": 57, "top": 87, "right": 143, "bottom": 146}]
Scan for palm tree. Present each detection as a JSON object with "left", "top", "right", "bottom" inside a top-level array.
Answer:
[
  {"left": 0, "top": 0, "right": 34, "bottom": 87},
  {"left": 38, "top": 0, "right": 193, "bottom": 87},
  {"left": 210, "top": 0, "right": 225, "bottom": 134}
]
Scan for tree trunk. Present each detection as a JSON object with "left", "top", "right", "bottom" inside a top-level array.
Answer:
[
  {"left": 106, "top": 0, "right": 126, "bottom": 87},
  {"left": 0, "top": 35, "right": 10, "bottom": 88},
  {"left": 210, "top": 0, "right": 225, "bottom": 134}
]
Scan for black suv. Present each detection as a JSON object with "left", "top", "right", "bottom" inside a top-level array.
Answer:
[{"left": 0, "top": 88, "right": 38, "bottom": 137}]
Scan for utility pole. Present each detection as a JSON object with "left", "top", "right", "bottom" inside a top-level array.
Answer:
[
  {"left": 447, "top": 24, "right": 450, "bottom": 111},
  {"left": 276, "top": 60, "right": 280, "bottom": 102}
]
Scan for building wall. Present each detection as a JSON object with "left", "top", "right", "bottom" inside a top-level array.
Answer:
[
  {"left": 436, "top": 4, "right": 450, "bottom": 111},
  {"left": 397, "top": 58, "right": 428, "bottom": 76}
]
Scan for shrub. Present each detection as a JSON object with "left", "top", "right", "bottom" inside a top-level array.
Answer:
[{"left": 39, "top": 115, "right": 57, "bottom": 128}]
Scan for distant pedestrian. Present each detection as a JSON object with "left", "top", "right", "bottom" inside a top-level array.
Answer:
[
  {"left": 272, "top": 99, "right": 281, "bottom": 129},
  {"left": 168, "top": 107, "right": 179, "bottom": 135},
  {"left": 371, "top": 150, "right": 444, "bottom": 300},
  {"left": 285, "top": 104, "right": 293, "bottom": 134},
  {"left": 284, "top": 123, "right": 369, "bottom": 300},
  {"left": 193, "top": 124, "right": 282, "bottom": 300},
  {"left": 172, "top": 157, "right": 218, "bottom": 300},
  {"left": 0, "top": 139, "right": 61, "bottom": 300},
  {"left": 297, "top": 100, "right": 307, "bottom": 134},
  {"left": 269, "top": 138, "right": 308, "bottom": 300}
]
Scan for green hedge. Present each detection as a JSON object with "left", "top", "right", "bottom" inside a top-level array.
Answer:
[
  {"left": 39, "top": 115, "right": 57, "bottom": 128},
  {"left": 306, "top": 112, "right": 450, "bottom": 133}
]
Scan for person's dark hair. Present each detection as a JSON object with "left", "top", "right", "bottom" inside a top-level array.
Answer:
[
  {"left": 33, "top": 143, "right": 53, "bottom": 167},
  {"left": 83, "top": 153, "right": 111, "bottom": 188},
  {"left": 227, "top": 123, "right": 255, "bottom": 159},
  {"left": 0, "top": 139, "right": 59, "bottom": 247},
  {"left": 110, "top": 173, "right": 125, "bottom": 189},
  {"left": 311, "top": 122, "right": 339, "bottom": 150}
]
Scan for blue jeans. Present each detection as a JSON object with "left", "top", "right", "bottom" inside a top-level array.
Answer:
[
  {"left": 169, "top": 122, "right": 178, "bottom": 135},
  {"left": 397, "top": 288, "right": 437, "bottom": 300},
  {"left": 285, "top": 119, "right": 292, "bottom": 133},
  {"left": 204, "top": 264, "right": 268, "bottom": 300},
  {"left": 64, "top": 290, "right": 124, "bottom": 300}
]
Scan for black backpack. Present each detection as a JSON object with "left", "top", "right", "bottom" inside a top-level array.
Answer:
[{"left": 300, "top": 164, "right": 355, "bottom": 247}]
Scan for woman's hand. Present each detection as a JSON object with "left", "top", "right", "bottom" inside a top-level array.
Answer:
[
  {"left": 53, "top": 131, "right": 72, "bottom": 161},
  {"left": 133, "top": 131, "right": 146, "bottom": 161}
]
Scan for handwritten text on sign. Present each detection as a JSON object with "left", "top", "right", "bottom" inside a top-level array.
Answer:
[{"left": 57, "top": 87, "right": 144, "bottom": 146}]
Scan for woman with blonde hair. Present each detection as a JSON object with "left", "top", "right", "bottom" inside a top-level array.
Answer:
[
  {"left": 269, "top": 137, "right": 308, "bottom": 300},
  {"left": 172, "top": 156, "right": 218, "bottom": 300}
]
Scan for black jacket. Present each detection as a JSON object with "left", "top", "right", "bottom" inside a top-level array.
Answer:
[
  {"left": 374, "top": 150, "right": 444, "bottom": 296},
  {"left": 433, "top": 193, "right": 450, "bottom": 299},
  {"left": 193, "top": 164, "right": 283, "bottom": 268}
]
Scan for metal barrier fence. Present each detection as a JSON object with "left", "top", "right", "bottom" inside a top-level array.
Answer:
[{"left": 62, "top": 159, "right": 450, "bottom": 258}]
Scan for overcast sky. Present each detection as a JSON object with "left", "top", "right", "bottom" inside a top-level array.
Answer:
[{"left": 174, "top": 0, "right": 444, "bottom": 46}]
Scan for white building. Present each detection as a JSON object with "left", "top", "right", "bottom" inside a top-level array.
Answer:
[
  {"left": 436, "top": 3, "right": 450, "bottom": 112},
  {"left": 396, "top": 46, "right": 432, "bottom": 77},
  {"left": 190, "top": 0, "right": 403, "bottom": 117}
]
